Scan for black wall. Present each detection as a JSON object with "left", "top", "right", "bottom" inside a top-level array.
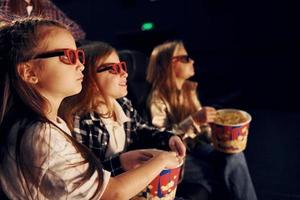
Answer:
[{"left": 54, "top": 0, "right": 300, "bottom": 111}]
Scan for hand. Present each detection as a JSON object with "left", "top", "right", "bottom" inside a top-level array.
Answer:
[
  {"left": 120, "top": 150, "right": 154, "bottom": 171},
  {"left": 169, "top": 136, "right": 186, "bottom": 158},
  {"left": 132, "top": 149, "right": 183, "bottom": 169},
  {"left": 158, "top": 151, "right": 184, "bottom": 169},
  {"left": 192, "top": 106, "right": 217, "bottom": 124}
]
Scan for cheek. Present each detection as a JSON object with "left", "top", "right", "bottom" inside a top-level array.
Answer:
[
  {"left": 97, "top": 76, "right": 118, "bottom": 93},
  {"left": 174, "top": 67, "right": 185, "bottom": 78}
]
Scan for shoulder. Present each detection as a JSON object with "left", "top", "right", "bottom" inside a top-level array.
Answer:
[
  {"left": 75, "top": 111, "right": 99, "bottom": 122},
  {"left": 14, "top": 120, "right": 69, "bottom": 156},
  {"left": 116, "top": 97, "right": 134, "bottom": 112},
  {"left": 149, "top": 90, "right": 167, "bottom": 106}
]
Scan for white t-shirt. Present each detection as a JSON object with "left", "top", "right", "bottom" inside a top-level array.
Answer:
[
  {"left": 0, "top": 117, "right": 110, "bottom": 199},
  {"left": 101, "top": 99, "right": 130, "bottom": 158}
]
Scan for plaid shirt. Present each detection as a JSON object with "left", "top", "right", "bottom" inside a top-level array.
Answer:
[
  {"left": 73, "top": 97, "right": 174, "bottom": 176},
  {"left": 0, "top": 0, "right": 85, "bottom": 40}
]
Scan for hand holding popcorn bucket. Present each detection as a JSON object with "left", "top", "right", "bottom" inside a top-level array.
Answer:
[
  {"left": 132, "top": 161, "right": 183, "bottom": 200},
  {"left": 211, "top": 109, "right": 252, "bottom": 154}
]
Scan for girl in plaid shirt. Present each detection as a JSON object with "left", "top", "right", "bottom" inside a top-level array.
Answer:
[{"left": 62, "top": 41, "right": 186, "bottom": 178}]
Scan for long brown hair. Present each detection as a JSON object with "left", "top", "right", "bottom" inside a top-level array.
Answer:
[
  {"left": 0, "top": 18, "right": 103, "bottom": 199},
  {"left": 9, "top": 0, "right": 44, "bottom": 16},
  {"left": 61, "top": 41, "right": 116, "bottom": 130},
  {"left": 147, "top": 40, "right": 199, "bottom": 124}
]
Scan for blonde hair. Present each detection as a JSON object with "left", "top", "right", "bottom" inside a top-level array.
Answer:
[{"left": 147, "top": 40, "right": 199, "bottom": 123}]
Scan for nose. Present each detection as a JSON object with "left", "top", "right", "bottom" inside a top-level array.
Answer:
[
  {"left": 120, "top": 69, "right": 128, "bottom": 78},
  {"left": 190, "top": 58, "right": 194, "bottom": 64},
  {"left": 77, "top": 61, "right": 85, "bottom": 72}
]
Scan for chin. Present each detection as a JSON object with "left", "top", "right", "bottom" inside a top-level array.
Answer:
[
  {"left": 115, "top": 91, "right": 128, "bottom": 99},
  {"left": 71, "top": 86, "right": 83, "bottom": 96}
]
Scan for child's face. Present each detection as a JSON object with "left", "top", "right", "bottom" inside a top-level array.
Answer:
[
  {"left": 95, "top": 51, "right": 128, "bottom": 99},
  {"left": 33, "top": 29, "right": 84, "bottom": 99},
  {"left": 172, "top": 45, "right": 195, "bottom": 81}
]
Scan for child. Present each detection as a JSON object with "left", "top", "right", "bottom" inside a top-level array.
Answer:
[
  {"left": 0, "top": 18, "right": 181, "bottom": 199},
  {"left": 147, "top": 40, "right": 257, "bottom": 200},
  {"left": 61, "top": 41, "right": 186, "bottom": 177}
]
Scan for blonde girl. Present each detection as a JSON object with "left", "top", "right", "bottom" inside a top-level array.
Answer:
[{"left": 147, "top": 40, "right": 257, "bottom": 200}]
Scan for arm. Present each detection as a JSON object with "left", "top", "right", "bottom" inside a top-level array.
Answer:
[
  {"left": 149, "top": 96, "right": 195, "bottom": 135},
  {"left": 22, "top": 123, "right": 107, "bottom": 199},
  {"left": 101, "top": 150, "right": 182, "bottom": 200},
  {"left": 27, "top": 123, "right": 181, "bottom": 200},
  {"left": 121, "top": 98, "right": 185, "bottom": 157},
  {"left": 130, "top": 109, "right": 174, "bottom": 150},
  {"left": 150, "top": 95, "right": 213, "bottom": 137},
  {"left": 119, "top": 97, "right": 174, "bottom": 150}
]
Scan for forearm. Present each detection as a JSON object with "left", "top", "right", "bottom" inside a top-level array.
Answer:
[
  {"left": 178, "top": 115, "right": 201, "bottom": 134},
  {"left": 102, "top": 156, "right": 166, "bottom": 200}
]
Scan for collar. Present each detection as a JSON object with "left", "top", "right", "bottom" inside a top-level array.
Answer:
[{"left": 101, "top": 99, "right": 130, "bottom": 126}]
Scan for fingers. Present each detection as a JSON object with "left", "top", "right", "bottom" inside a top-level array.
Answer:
[
  {"left": 173, "top": 152, "right": 184, "bottom": 167},
  {"left": 169, "top": 136, "right": 186, "bottom": 157},
  {"left": 174, "top": 140, "right": 186, "bottom": 157},
  {"left": 202, "top": 107, "right": 217, "bottom": 123}
]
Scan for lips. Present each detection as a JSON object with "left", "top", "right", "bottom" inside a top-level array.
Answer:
[
  {"left": 77, "top": 76, "right": 84, "bottom": 81},
  {"left": 119, "top": 80, "right": 127, "bottom": 86},
  {"left": 119, "top": 82, "right": 127, "bottom": 86}
]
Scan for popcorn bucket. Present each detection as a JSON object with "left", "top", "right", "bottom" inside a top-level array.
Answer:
[
  {"left": 133, "top": 163, "right": 183, "bottom": 200},
  {"left": 211, "top": 109, "right": 252, "bottom": 154}
]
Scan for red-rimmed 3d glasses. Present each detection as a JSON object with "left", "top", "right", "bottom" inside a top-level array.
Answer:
[
  {"left": 96, "top": 62, "right": 127, "bottom": 74},
  {"left": 172, "top": 55, "right": 192, "bottom": 63},
  {"left": 33, "top": 48, "right": 85, "bottom": 65}
]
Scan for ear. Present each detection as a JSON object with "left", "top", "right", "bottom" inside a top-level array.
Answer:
[{"left": 17, "top": 62, "right": 39, "bottom": 84}]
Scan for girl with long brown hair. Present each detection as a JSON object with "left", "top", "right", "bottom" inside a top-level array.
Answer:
[
  {"left": 147, "top": 40, "right": 257, "bottom": 200},
  {"left": 61, "top": 41, "right": 186, "bottom": 189}
]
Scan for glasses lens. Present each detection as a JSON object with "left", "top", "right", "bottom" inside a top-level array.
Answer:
[
  {"left": 108, "top": 64, "right": 118, "bottom": 74},
  {"left": 121, "top": 62, "right": 127, "bottom": 72},
  {"left": 97, "top": 62, "right": 127, "bottom": 74},
  {"left": 68, "top": 50, "right": 76, "bottom": 64},
  {"left": 184, "top": 55, "right": 190, "bottom": 63},
  {"left": 78, "top": 50, "right": 85, "bottom": 64}
]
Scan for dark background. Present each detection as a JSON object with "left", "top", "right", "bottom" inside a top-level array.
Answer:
[
  {"left": 53, "top": 0, "right": 300, "bottom": 199},
  {"left": 54, "top": 0, "right": 299, "bottom": 112}
]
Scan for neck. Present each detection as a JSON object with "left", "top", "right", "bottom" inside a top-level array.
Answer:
[
  {"left": 45, "top": 98, "right": 61, "bottom": 123},
  {"left": 176, "top": 78, "right": 185, "bottom": 90},
  {"left": 95, "top": 95, "right": 115, "bottom": 117},
  {"left": 38, "top": 91, "right": 62, "bottom": 122}
]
